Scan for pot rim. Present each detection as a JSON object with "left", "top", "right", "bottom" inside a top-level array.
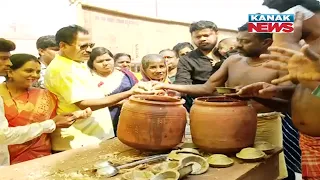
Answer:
[
  {"left": 194, "top": 96, "right": 248, "bottom": 106},
  {"left": 129, "top": 95, "right": 186, "bottom": 105}
]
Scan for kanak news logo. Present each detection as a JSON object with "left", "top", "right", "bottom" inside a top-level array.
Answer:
[{"left": 248, "top": 14, "right": 295, "bottom": 33}]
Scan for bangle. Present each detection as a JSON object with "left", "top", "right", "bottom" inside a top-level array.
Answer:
[{"left": 312, "top": 85, "right": 320, "bottom": 97}]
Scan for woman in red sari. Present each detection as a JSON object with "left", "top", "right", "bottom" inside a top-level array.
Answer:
[{"left": 0, "top": 54, "right": 59, "bottom": 164}]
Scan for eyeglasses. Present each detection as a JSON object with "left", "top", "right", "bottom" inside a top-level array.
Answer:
[{"left": 79, "top": 43, "right": 95, "bottom": 50}]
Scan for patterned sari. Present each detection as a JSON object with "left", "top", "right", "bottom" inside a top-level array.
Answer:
[{"left": 0, "top": 84, "right": 57, "bottom": 164}]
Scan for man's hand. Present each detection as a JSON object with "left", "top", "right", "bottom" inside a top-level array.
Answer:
[
  {"left": 272, "top": 12, "right": 304, "bottom": 50},
  {"left": 233, "top": 85, "right": 244, "bottom": 92},
  {"left": 52, "top": 113, "right": 77, "bottom": 128},
  {"left": 237, "top": 82, "right": 279, "bottom": 99},
  {"left": 262, "top": 45, "right": 320, "bottom": 84},
  {"left": 130, "top": 82, "right": 152, "bottom": 94},
  {"left": 72, "top": 108, "right": 92, "bottom": 119},
  {"left": 151, "top": 81, "right": 167, "bottom": 90},
  {"left": 116, "top": 99, "right": 127, "bottom": 106},
  {"left": 53, "top": 108, "right": 93, "bottom": 128},
  {"left": 129, "top": 81, "right": 167, "bottom": 95}
]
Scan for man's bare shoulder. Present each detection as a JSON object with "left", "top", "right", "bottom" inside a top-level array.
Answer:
[{"left": 224, "top": 54, "right": 243, "bottom": 64}]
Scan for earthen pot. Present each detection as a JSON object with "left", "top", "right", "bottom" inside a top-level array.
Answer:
[
  {"left": 190, "top": 96, "right": 257, "bottom": 154},
  {"left": 117, "top": 95, "right": 187, "bottom": 151}
]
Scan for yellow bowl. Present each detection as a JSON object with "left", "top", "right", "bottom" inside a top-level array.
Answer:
[{"left": 216, "top": 87, "right": 237, "bottom": 95}]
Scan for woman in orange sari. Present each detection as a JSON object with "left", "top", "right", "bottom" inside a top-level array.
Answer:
[
  {"left": 0, "top": 53, "right": 57, "bottom": 164},
  {"left": 0, "top": 54, "right": 62, "bottom": 164}
]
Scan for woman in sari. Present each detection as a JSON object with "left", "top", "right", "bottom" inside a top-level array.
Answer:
[
  {"left": 87, "top": 47, "right": 138, "bottom": 134},
  {"left": 114, "top": 53, "right": 143, "bottom": 80},
  {"left": 139, "top": 54, "right": 181, "bottom": 98},
  {"left": 140, "top": 54, "right": 170, "bottom": 83},
  {"left": 0, "top": 54, "right": 92, "bottom": 164},
  {"left": 0, "top": 53, "right": 58, "bottom": 164}
]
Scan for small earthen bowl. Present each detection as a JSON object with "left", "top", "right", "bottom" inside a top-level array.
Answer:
[
  {"left": 150, "top": 170, "right": 180, "bottom": 180},
  {"left": 236, "top": 147, "right": 266, "bottom": 162},
  {"left": 177, "top": 164, "right": 193, "bottom": 179},
  {"left": 176, "top": 148, "right": 200, "bottom": 156},
  {"left": 254, "top": 141, "right": 276, "bottom": 154},
  {"left": 151, "top": 161, "right": 180, "bottom": 174},
  {"left": 216, "top": 87, "right": 237, "bottom": 95},
  {"left": 179, "top": 155, "right": 209, "bottom": 175},
  {"left": 207, "top": 154, "right": 234, "bottom": 168},
  {"left": 167, "top": 150, "right": 193, "bottom": 161}
]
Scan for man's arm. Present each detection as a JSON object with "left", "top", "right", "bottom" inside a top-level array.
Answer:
[
  {"left": 49, "top": 71, "right": 135, "bottom": 111},
  {"left": 252, "top": 97, "right": 290, "bottom": 113},
  {"left": 277, "top": 70, "right": 296, "bottom": 100},
  {"left": 75, "top": 91, "right": 133, "bottom": 110},
  {"left": 236, "top": 82, "right": 296, "bottom": 112},
  {"left": 174, "top": 56, "right": 193, "bottom": 85},
  {"left": 161, "top": 57, "right": 233, "bottom": 96}
]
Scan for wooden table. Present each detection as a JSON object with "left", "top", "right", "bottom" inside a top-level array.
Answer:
[{"left": 0, "top": 138, "right": 281, "bottom": 180}]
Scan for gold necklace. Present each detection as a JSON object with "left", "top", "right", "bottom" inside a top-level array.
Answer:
[{"left": 5, "top": 83, "right": 32, "bottom": 114}]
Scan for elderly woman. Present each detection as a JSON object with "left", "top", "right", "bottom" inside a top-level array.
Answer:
[
  {"left": 140, "top": 54, "right": 170, "bottom": 83},
  {"left": 139, "top": 54, "right": 181, "bottom": 98},
  {"left": 87, "top": 47, "right": 138, "bottom": 134},
  {"left": 0, "top": 54, "right": 91, "bottom": 164}
]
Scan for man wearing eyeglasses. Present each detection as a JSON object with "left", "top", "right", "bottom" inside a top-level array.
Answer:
[
  {"left": 0, "top": 38, "right": 91, "bottom": 166},
  {"left": 44, "top": 25, "right": 141, "bottom": 152}
]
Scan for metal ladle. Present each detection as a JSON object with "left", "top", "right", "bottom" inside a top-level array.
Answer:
[{"left": 95, "top": 154, "right": 168, "bottom": 177}]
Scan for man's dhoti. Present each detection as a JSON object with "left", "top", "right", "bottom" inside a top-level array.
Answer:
[
  {"left": 256, "top": 112, "right": 287, "bottom": 179},
  {"left": 300, "top": 133, "right": 320, "bottom": 180}
]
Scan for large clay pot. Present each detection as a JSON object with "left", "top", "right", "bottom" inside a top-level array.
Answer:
[
  {"left": 190, "top": 96, "right": 257, "bottom": 154},
  {"left": 117, "top": 95, "right": 187, "bottom": 151}
]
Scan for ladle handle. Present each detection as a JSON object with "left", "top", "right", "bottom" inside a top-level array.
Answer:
[{"left": 117, "top": 154, "right": 167, "bottom": 169}]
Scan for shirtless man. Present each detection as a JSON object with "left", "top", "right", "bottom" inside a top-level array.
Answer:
[
  {"left": 153, "top": 22, "right": 289, "bottom": 179},
  {"left": 237, "top": 6, "right": 320, "bottom": 179}
]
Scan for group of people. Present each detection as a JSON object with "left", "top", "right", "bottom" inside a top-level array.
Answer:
[
  {"left": 149, "top": 2, "right": 320, "bottom": 180},
  {"left": 0, "top": 21, "right": 216, "bottom": 166},
  {"left": 0, "top": 1, "right": 320, "bottom": 180}
]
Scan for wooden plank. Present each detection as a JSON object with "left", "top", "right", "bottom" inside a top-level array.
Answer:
[{"left": 0, "top": 138, "right": 280, "bottom": 180}]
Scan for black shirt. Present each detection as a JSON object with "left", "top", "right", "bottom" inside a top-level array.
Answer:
[{"left": 174, "top": 49, "right": 223, "bottom": 85}]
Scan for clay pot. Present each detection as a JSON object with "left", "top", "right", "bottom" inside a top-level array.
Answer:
[
  {"left": 117, "top": 95, "right": 187, "bottom": 151},
  {"left": 190, "top": 96, "right": 257, "bottom": 154}
]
